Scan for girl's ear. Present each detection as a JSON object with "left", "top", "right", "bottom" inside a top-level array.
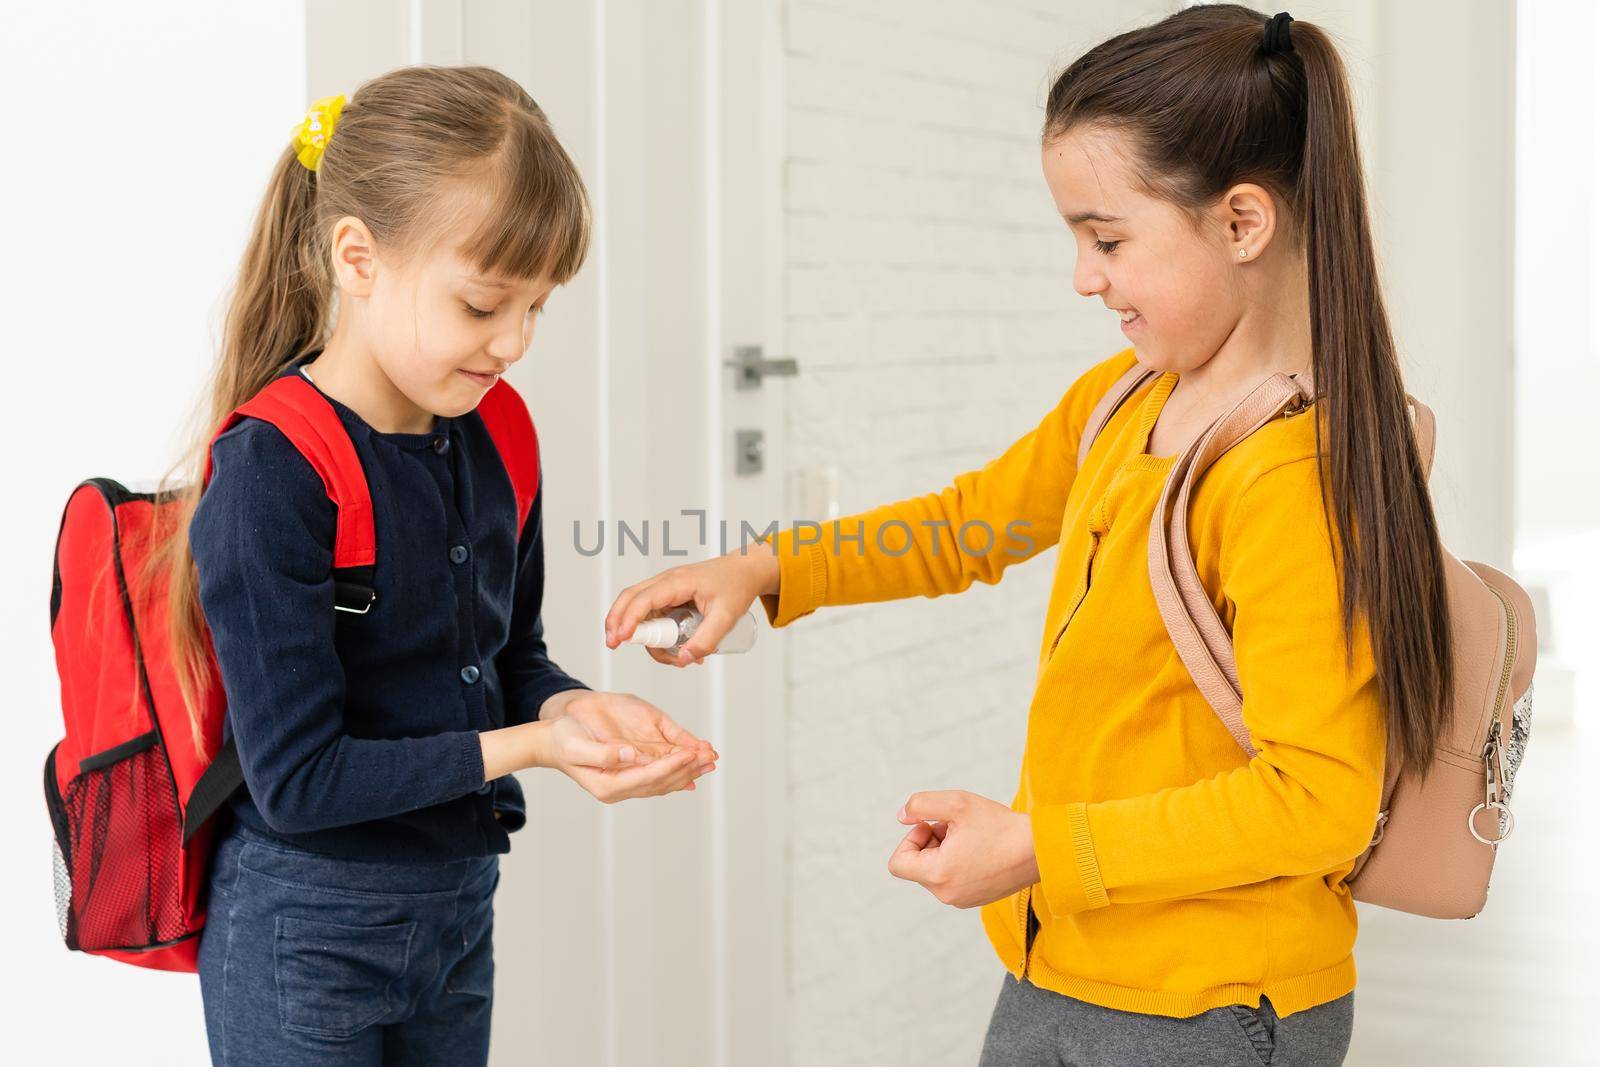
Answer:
[
  {"left": 1220, "top": 182, "right": 1278, "bottom": 259},
  {"left": 329, "top": 214, "right": 377, "bottom": 296}
]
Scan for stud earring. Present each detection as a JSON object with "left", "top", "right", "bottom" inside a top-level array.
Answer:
[{"left": 1238, "top": 249, "right": 1249, "bottom": 259}]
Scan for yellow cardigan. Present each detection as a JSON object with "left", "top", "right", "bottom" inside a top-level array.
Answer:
[{"left": 758, "top": 347, "right": 1386, "bottom": 1020}]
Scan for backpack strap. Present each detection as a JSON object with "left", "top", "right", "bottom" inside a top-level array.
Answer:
[
  {"left": 185, "top": 374, "right": 379, "bottom": 843},
  {"left": 1145, "top": 375, "right": 1439, "bottom": 761},
  {"left": 473, "top": 376, "right": 541, "bottom": 536},
  {"left": 1073, "top": 363, "right": 1437, "bottom": 483},
  {"left": 1077, "top": 362, "right": 1158, "bottom": 471},
  {"left": 1407, "top": 394, "right": 1436, "bottom": 480},
  {"left": 182, "top": 734, "right": 242, "bottom": 844},
  {"left": 1145, "top": 372, "right": 1315, "bottom": 758},
  {"left": 203, "top": 375, "right": 378, "bottom": 612},
  {"left": 1145, "top": 377, "right": 1438, "bottom": 862}
]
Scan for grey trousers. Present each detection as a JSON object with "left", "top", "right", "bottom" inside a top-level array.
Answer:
[{"left": 977, "top": 972, "right": 1354, "bottom": 1066}]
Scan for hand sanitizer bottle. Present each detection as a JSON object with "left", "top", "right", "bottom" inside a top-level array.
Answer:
[{"left": 625, "top": 605, "right": 758, "bottom": 655}]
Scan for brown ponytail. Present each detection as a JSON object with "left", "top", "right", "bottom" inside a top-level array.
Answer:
[
  {"left": 138, "top": 65, "right": 592, "bottom": 756},
  {"left": 1043, "top": 5, "right": 1452, "bottom": 779}
]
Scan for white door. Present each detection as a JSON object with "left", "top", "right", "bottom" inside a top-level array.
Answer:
[{"left": 305, "top": 2, "right": 790, "bottom": 1064}]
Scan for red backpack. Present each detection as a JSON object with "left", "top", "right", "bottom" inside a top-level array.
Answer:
[{"left": 43, "top": 370, "right": 539, "bottom": 972}]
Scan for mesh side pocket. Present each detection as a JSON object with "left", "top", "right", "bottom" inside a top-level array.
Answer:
[
  {"left": 48, "top": 738, "right": 192, "bottom": 952},
  {"left": 43, "top": 743, "right": 77, "bottom": 948},
  {"left": 1498, "top": 683, "right": 1534, "bottom": 839},
  {"left": 51, "top": 836, "right": 71, "bottom": 942}
]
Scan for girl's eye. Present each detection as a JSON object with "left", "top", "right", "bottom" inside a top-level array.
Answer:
[
  {"left": 465, "top": 302, "right": 545, "bottom": 320},
  {"left": 1094, "top": 239, "right": 1121, "bottom": 255}
]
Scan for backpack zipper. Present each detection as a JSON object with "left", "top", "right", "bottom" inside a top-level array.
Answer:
[
  {"left": 1484, "top": 583, "right": 1518, "bottom": 738},
  {"left": 1472, "top": 583, "right": 1518, "bottom": 845}
]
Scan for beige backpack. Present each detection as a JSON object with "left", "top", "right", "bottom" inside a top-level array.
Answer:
[{"left": 1078, "top": 364, "right": 1536, "bottom": 919}]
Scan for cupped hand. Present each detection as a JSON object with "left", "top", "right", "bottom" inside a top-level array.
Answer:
[{"left": 543, "top": 690, "right": 718, "bottom": 803}]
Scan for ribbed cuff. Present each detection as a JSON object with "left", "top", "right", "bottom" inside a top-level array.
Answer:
[
  {"left": 757, "top": 527, "right": 828, "bottom": 628},
  {"left": 1031, "top": 802, "right": 1110, "bottom": 917},
  {"left": 457, "top": 728, "right": 487, "bottom": 795}
]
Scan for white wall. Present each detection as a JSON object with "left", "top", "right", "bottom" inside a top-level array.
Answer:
[
  {"left": 1366, "top": 0, "right": 1517, "bottom": 568},
  {"left": 2, "top": 4, "right": 306, "bottom": 1063},
  {"left": 1509, "top": 0, "right": 1599, "bottom": 723},
  {"left": 1514, "top": 0, "right": 1600, "bottom": 543}
]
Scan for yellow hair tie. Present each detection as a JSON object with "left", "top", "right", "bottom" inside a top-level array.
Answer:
[{"left": 291, "top": 93, "right": 346, "bottom": 173}]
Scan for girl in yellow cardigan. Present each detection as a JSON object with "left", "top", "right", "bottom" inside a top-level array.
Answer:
[{"left": 608, "top": 6, "right": 1450, "bottom": 1064}]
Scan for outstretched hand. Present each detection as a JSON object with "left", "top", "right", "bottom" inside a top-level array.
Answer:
[
  {"left": 886, "top": 790, "right": 1040, "bottom": 909},
  {"left": 541, "top": 690, "right": 718, "bottom": 803},
  {"left": 603, "top": 542, "right": 779, "bottom": 667}
]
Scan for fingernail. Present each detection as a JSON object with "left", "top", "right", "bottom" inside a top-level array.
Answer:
[
  {"left": 620, "top": 746, "right": 636, "bottom": 762},
  {"left": 897, "top": 805, "right": 907, "bottom": 821}
]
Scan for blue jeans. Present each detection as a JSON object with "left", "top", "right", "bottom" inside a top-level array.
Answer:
[{"left": 197, "top": 819, "right": 500, "bottom": 1065}]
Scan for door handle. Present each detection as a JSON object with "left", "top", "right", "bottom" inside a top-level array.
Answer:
[{"left": 724, "top": 344, "right": 799, "bottom": 390}]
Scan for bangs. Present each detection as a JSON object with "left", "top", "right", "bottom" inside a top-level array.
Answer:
[{"left": 436, "top": 112, "right": 592, "bottom": 285}]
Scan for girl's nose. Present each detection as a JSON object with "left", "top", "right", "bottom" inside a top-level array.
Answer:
[
  {"left": 1073, "top": 259, "right": 1107, "bottom": 299},
  {"left": 492, "top": 323, "right": 531, "bottom": 365}
]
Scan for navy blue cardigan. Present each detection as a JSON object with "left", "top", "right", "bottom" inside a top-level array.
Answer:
[{"left": 188, "top": 352, "right": 589, "bottom": 862}]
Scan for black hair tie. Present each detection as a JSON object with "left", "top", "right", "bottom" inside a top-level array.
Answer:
[{"left": 1262, "top": 11, "right": 1295, "bottom": 55}]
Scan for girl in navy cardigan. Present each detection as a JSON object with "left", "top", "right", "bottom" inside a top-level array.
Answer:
[{"left": 161, "top": 67, "right": 713, "bottom": 1065}]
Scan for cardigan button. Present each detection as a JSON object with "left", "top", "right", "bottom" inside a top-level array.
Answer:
[
  {"left": 460, "top": 664, "right": 480, "bottom": 684},
  {"left": 450, "top": 544, "right": 469, "bottom": 564},
  {"left": 432, "top": 434, "right": 450, "bottom": 454}
]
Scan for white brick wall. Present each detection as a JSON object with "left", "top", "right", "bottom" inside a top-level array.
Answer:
[{"left": 780, "top": 3, "right": 1175, "bottom": 1064}]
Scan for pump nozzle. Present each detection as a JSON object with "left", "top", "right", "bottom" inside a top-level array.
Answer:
[{"left": 624, "top": 617, "right": 683, "bottom": 649}]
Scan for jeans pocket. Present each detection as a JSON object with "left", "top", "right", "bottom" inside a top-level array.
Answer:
[
  {"left": 443, "top": 909, "right": 494, "bottom": 999},
  {"left": 444, "top": 869, "right": 498, "bottom": 999},
  {"left": 1225, "top": 1001, "right": 1277, "bottom": 1066},
  {"left": 274, "top": 915, "right": 416, "bottom": 1039}
]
